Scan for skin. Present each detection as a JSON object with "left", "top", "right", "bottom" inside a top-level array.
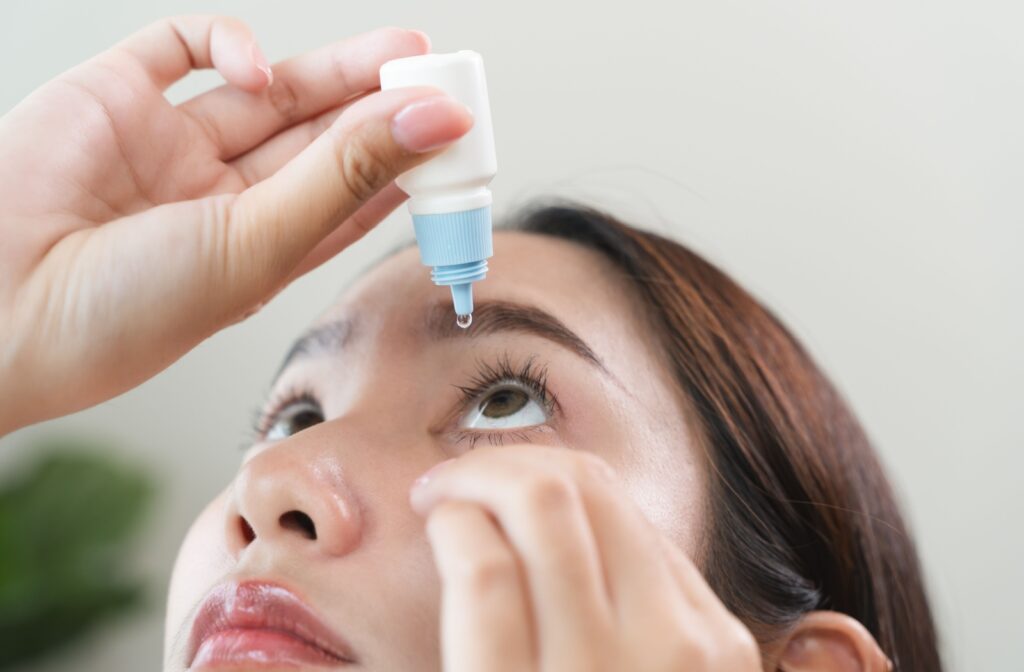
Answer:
[
  {"left": 164, "top": 231, "right": 762, "bottom": 670},
  {"left": 0, "top": 15, "right": 892, "bottom": 671},
  {"left": 0, "top": 18, "right": 472, "bottom": 435}
]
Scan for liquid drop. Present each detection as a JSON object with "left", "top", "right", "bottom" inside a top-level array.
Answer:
[{"left": 456, "top": 313, "right": 473, "bottom": 329}]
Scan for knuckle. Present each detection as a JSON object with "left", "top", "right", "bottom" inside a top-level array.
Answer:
[
  {"left": 160, "top": 15, "right": 195, "bottom": 42},
  {"left": 327, "top": 46, "right": 355, "bottom": 94},
  {"left": 265, "top": 77, "right": 301, "bottom": 124},
  {"left": 676, "top": 639, "right": 711, "bottom": 668},
  {"left": 461, "top": 552, "right": 518, "bottom": 595},
  {"left": 519, "top": 474, "right": 577, "bottom": 516},
  {"left": 337, "top": 131, "right": 391, "bottom": 204}
]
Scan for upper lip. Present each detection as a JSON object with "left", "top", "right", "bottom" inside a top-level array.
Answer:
[{"left": 187, "top": 580, "right": 358, "bottom": 666}]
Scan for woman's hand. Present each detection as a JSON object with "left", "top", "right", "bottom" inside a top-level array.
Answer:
[
  {"left": 0, "top": 17, "right": 471, "bottom": 434},
  {"left": 410, "top": 445, "right": 763, "bottom": 671}
]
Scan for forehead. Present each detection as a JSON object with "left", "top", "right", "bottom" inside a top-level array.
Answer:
[{"left": 334, "top": 231, "right": 646, "bottom": 360}]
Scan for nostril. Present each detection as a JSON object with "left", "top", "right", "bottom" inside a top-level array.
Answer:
[
  {"left": 279, "top": 510, "right": 317, "bottom": 540},
  {"left": 239, "top": 516, "right": 256, "bottom": 544}
]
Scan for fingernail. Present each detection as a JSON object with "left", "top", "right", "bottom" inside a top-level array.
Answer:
[
  {"left": 412, "top": 458, "right": 455, "bottom": 490},
  {"left": 250, "top": 41, "right": 273, "bottom": 86},
  {"left": 391, "top": 96, "right": 473, "bottom": 153}
]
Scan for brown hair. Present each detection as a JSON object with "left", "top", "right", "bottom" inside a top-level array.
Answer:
[{"left": 509, "top": 203, "right": 941, "bottom": 671}]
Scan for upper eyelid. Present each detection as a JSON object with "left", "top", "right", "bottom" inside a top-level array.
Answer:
[
  {"left": 456, "top": 378, "right": 544, "bottom": 414},
  {"left": 254, "top": 356, "right": 560, "bottom": 440},
  {"left": 254, "top": 387, "right": 320, "bottom": 440},
  {"left": 455, "top": 373, "right": 558, "bottom": 417}
]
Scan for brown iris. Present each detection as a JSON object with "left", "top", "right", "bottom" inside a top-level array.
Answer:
[{"left": 479, "top": 387, "right": 530, "bottom": 418}]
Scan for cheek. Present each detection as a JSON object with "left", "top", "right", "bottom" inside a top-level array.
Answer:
[
  {"left": 163, "top": 490, "right": 233, "bottom": 661},
  {"left": 618, "top": 390, "right": 708, "bottom": 553},
  {"left": 618, "top": 437, "right": 706, "bottom": 557},
  {"left": 560, "top": 376, "right": 706, "bottom": 556},
  {"left": 356, "top": 524, "right": 445, "bottom": 670}
]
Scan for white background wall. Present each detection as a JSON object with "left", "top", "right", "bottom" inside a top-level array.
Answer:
[{"left": 1, "top": 1, "right": 1021, "bottom": 670}]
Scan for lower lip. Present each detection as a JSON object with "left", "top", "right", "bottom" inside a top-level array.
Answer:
[{"left": 192, "top": 628, "right": 348, "bottom": 668}]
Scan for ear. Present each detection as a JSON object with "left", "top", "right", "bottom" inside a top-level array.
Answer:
[{"left": 775, "top": 611, "right": 893, "bottom": 672}]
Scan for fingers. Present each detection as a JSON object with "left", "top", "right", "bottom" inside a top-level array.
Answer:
[
  {"left": 410, "top": 446, "right": 764, "bottom": 670},
  {"left": 181, "top": 27, "right": 430, "bottom": 160},
  {"left": 230, "top": 102, "right": 350, "bottom": 186},
  {"left": 114, "top": 15, "right": 271, "bottom": 93},
  {"left": 426, "top": 501, "right": 534, "bottom": 672},
  {"left": 411, "top": 449, "right": 616, "bottom": 669},
  {"left": 217, "top": 86, "right": 470, "bottom": 322},
  {"left": 284, "top": 182, "right": 408, "bottom": 283},
  {"left": 74, "top": 86, "right": 470, "bottom": 356},
  {"left": 411, "top": 448, "right": 701, "bottom": 632}
]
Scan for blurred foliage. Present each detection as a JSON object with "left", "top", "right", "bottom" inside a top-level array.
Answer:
[{"left": 0, "top": 440, "right": 153, "bottom": 669}]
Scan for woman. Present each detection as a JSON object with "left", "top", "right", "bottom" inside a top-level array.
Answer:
[{"left": 0, "top": 16, "right": 940, "bottom": 672}]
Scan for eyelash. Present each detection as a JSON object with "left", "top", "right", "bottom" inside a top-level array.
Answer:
[
  {"left": 249, "top": 354, "right": 559, "bottom": 447},
  {"left": 450, "top": 354, "right": 559, "bottom": 448},
  {"left": 250, "top": 386, "right": 318, "bottom": 443}
]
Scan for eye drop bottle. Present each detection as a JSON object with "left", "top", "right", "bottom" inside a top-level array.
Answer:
[{"left": 380, "top": 51, "right": 497, "bottom": 328}]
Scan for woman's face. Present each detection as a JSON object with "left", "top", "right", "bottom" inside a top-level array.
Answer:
[{"left": 164, "top": 231, "right": 707, "bottom": 670}]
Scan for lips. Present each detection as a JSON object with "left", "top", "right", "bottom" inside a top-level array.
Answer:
[{"left": 188, "top": 581, "right": 357, "bottom": 668}]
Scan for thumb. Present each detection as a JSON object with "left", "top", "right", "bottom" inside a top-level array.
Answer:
[
  {"left": 0, "top": 86, "right": 471, "bottom": 432},
  {"left": 212, "top": 86, "right": 472, "bottom": 322}
]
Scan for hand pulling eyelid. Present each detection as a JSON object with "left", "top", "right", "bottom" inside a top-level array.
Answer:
[{"left": 380, "top": 51, "right": 497, "bottom": 330}]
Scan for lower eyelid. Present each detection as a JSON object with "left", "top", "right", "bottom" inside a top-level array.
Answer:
[{"left": 450, "top": 423, "right": 556, "bottom": 449}]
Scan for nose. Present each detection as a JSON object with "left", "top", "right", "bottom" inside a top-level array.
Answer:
[{"left": 225, "top": 441, "right": 364, "bottom": 558}]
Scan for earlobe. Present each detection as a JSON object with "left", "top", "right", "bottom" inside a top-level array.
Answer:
[{"left": 776, "top": 611, "right": 892, "bottom": 672}]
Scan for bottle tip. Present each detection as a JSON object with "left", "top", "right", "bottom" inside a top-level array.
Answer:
[{"left": 456, "top": 313, "right": 473, "bottom": 329}]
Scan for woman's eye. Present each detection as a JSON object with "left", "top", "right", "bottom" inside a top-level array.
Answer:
[
  {"left": 264, "top": 399, "right": 324, "bottom": 441},
  {"left": 460, "top": 384, "right": 548, "bottom": 430}
]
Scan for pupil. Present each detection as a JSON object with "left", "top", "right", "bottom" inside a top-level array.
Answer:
[
  {"left": 290, "top": 409, "right": 322, "bottom": 433},
  {"left": 481, "top": 388, "right": 528, "bottom": 418}
]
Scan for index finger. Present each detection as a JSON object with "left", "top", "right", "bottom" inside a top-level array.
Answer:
[
  {"left": 180, "top": 27, "right": 431, "bottom": 160},
  {"left": 426, "top": 501, "right": 535, "bottom": 672},
  {"left": 113, "top": 15, "right": 271, "bottom": 93}
]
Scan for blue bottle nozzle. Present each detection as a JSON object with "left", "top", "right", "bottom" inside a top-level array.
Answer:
[
  {"left": 412, "top": 205, "right": 493, "bottom": 327},
  {"left": 448, "top": 282, "right": 475, "bottom": 318}
]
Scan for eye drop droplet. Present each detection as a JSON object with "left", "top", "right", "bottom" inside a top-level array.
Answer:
[{"left": 456, "top": 313, "right": 473, "bottom": 329}]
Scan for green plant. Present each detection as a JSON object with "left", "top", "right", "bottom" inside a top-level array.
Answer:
[{"left": 0, "top": 440, "right": 153, "bottom": 668}]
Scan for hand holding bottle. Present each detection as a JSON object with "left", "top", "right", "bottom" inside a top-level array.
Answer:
[{"left": 0, "top": 17, "right": 473, "bottom": 436}]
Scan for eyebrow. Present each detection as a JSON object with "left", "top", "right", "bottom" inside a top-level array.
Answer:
[
  {"left": 272, "top": 300, "right": 605, "bottom": 385},
  {"left": 424, "top": 300, "right": 605, "bottom": 368},
  {"left": 273, "top": 318, "right": 352, "bottom": 382}
]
